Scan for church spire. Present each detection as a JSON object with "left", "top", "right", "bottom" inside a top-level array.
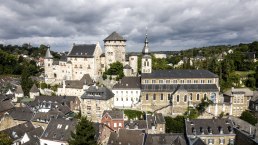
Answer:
[
  {"left": 142, "top": 27, "right": 150, "bottom": 54},
  {"left": 45, "top": 45, "right": 53, "bottom": 59}
]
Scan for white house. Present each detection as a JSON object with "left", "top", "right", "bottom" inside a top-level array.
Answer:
[
  {"left": 29, "top": 84, "right": 40, "bottom": 99},
  {"left": 112, "top": 77, "right": 141, "bottom": 108}
]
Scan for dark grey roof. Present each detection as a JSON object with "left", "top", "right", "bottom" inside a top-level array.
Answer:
[
  {"left": 107, "top": 129, "right": 145, "bottom": 145},
  {"left": 59, "top": 55, "right": 67, "bottom": 61},
  {"left": 104, "top": 31, "right": 126, "bottom": 41},
  {"left": 52, "top": 60, "right": 59, "bottom": 65},
  {"left": 234, "top": 128, "right": 258, "bottom": 145},
  {"left": 102, "top": 110, "right": 124, "bottom": 120},
  {"left": 0, "top": 94, "right": 14, "bottom": 101},
  {"left": 124, "top": 120, "right": 147, "bottom": 129},
  {"left": 0, "top": 100, "right": 14, "bottom": 113},
  {"left": 81, "top": 85, "right": 114, "bottom": 100},
  {"left": 30, "top": 84, "right": 39, "bottom": 93},
  {"left": 61, "top": 74, "right": 94, "bottom": 89},
  {"left": 68, "top": 44, "right": 96, "bottom": 57},
  {"left": 185, "top": 118, "right": 235, "bottom": 136},
  {"left": 113, "top": 77, "right": 141, "bottom": 89},
  {"left": 2, "top": 121, "right": 35, "bottom": 141},
  {"left": 23, "top": 127, "right": 44, "bottom": 145},
  {"left": 224, "top": 87, "right": 254, "bottom": 97},
  {"left": 145, "top": 133, "right": 187, "bottom": 145},
  {"left": 191, "top": 137, "right": 206, "bottom": 145},
  {"left": 123, "top": 64, "right": 132, "bottom": 69},
  {"left": 15, "top": 85, "right": 24, "bottom": 94},
  {"left": 8, "top": 107, "right": 34, "bottom": 121},
  {"left": 142, "top": 84, "right": 218, "bottom": 92},
  {"left": 40, "top": 118, "right": 77, "bottom": 142},
  {"left": 141, "top": 70, "right": 218, "bottom": 78},
  {"left": 146, "top": 113, "right": 165, "bottom": 129},
  {"left": 32, "top": 110, "right": 66, "bottom": 123}
]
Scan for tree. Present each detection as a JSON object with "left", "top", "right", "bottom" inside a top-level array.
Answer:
[
  {"left": 0, "top": 132, "right": 12, "bottom": 145},
  {"left": 105, "top": 61, "right": 124, "bottom": 80},
  {"left": 21, "top": 66, "right": 34, "bottom": 96},
  {"left": 165, "top": 116, "right": 185, "bottom": 133},
  {"left": 68, "top": 116, "right": 97, "bottom": 145},
  {"left": 240, "top": 110, "right": 257, "bottom": 125}
]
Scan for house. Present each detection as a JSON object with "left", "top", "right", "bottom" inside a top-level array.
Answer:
[
  {"left": 81, "top": 85, "right": 114, "bottom": 122},
  {"left": 0, "top": 99, "right": 14, "bottom": 115},
  {"left": 185, "top": 118, "right": 235, "bottom": 145},
  {"left": 101, "top": 110, "right": 124, "bottom": 131},
  {"left": 40, "top": 118, "right": 77, "bottom": 145},
  {"left": 1, "top": 121, "right": 40, "bottom": 145},
  {"left": 107, "top": 129, "right": 145, "bottom": 145},
  {"left": 153, "top": 53, "right": 167, "bottom": 59},
  {"left": 29, "top": 84, "right": 40, "bottom": 99},
  {"left": 57, "top": 74, "right": 94, "bottom": 97},
  {"left": 112, "top": 77, "right": 141, "bottom": 108},
  {"left": 20, "top": 126, "right": 44, "bottom": 145},
  {"left": 223, "top": 87, "right": 253, "bottom": 116},
  {"left": 145, "top": 133, "right": 187, "bottom": 145},
  {"left": 8, "top": 106, "right": 34, "bottom": 123}
]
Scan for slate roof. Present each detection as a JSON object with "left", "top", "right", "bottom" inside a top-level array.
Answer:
[
  {"left": 30, "top": 84, "right": 39, "bottom": 93},
  {"left": 124, "top": 120, "right": 147, "bottom": 129},
  {"left": 102, "top": 110, "right": 124, "bottom": 120},
  {"left": 81, "top": 85, "right": 114, "bottom": 100},
  {"left": 185, "top": 118, "right": 235, "bottom": 136},
  {"left": 40, "top": 118, "right": 77, "bottom": 142},
  {"left": 23, "top": 127, "right": 44, "bottom": 145},
  {"left": 68, "top": 44, "right": 96, "bottom": 57},
  {"left": 1, "top": 121, "right": 35, "bottom": 141},
  {"left": 8, "top": 107, "right": 34, "bottom": 121},
  {"left": 142, "top": 84, "right": 218, "bottom": 92},
  {"left": 0, "top": 94, "right": 14, "bottom": 101},
  {"left": 234, "top": 128, "right": 258, "bottom": 145},
  {"left": 61, "top": 74, "right": 94, "bottom": 89},
  {"left": 107, "top": 129, "right": 145, "bottom": 145},
  {"left": 45, "top": 48, "right": 53, "bottom": 59},
  {"left": 123, "top": 64, "right": 132, "bottom": 69},
  {"left": 15, "top": 85, "right": 24, "bottom": 94},
  {"left": 32, "top": 110, "right": 65, "bottom": 123},
  {"left": 104, "top": 31, "right": 126, "bottom": 41},
  {"left": 0, "top": 100, "right": 14, "bottom": 113},
  {"left": 141, "top": 70, "right": 218, "bottom": 78},
  {"left": 146, "top": 113, "right": 165, "bottom": 129},
  {"left": 224, "top": 87, "right": 254, "bottom": 97},
  {"left": 191, "top": 137, "right": 206, "bottom": 145},
  {"left": 145, "top": 133, "right": 187, "bottom": 145},
  {"left": 52, "top": 60, "right": 59, "bottom": 65},
  {"left": 251, "top": 91, "right": 258, "bottom": 103},
  {"left": 113, "top": 77, "right": 141, "bottom": 89}
]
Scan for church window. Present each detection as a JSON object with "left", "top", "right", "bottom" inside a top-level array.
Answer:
[
  {"left": 87, "top": 65, "right": 91, "bottom": 69},
  {"left": 184, "top": 95, "right": 187, "bottom": 102},
  {"left": 187, "top": 80, "right": 191, "bottom": 84},
  {"left": 147, "top": 61, "right": 149, "bottom": 66},
  {"left": 131, "top": 58, "right": 134, "bottom": 60},
  {"left": 146, "top": 94, "right": 149, "bottom": 100},
  {"left": 197, "top": 94, "right": 200, "bottom": 101},
  {"left": 153, "top": 94, "right": 156, "bottom": 100},
  {"left": 194, "top": 80, "right": 198, "bottom": 83},
  {"left": 177, "top": 95, "right": 180, "bottom": 102},
  {"left": 160, "top": 94, "right": 163, "bottom": 100},
  {"left": 204, "top": 94, "right": 207, "bottom": 100}
]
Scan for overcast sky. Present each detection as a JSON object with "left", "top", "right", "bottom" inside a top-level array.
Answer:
[{"left": 0, "top": 0, "right": 258, "bottom": 52}]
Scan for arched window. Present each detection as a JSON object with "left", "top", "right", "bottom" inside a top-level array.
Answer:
[
  {"left": 146, "top": 94, "right": 149, "bottom": 100},
  {"left": 177, "top": 95, "right": 180, "bottom": 102},
  {"left": 153, "top": 94, "right": 156, "bottom": 100},
  {"left": 204, "top": 94, "right": 207, "bottom": 100},
  {"left": 190, "top": 93, "right": 192, "bottom": 101},
  {"left": 196, "top": 94, "right": 200, "bottom": 101},
  {"left": 54, "top": 73, "right": 57, "bottom": 78},
  {"left": 184, "top": 95, "right": 187, "bottom": 102}
]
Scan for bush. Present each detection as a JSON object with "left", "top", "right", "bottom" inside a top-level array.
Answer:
[
  {"left": 165, "top": 116, "right": 185, "bottom": 133},
  {"left": 240, "top": 110, "right": 257, "bottom": 125},
  {"left": 124, "top": 109, "right": 144, "bottom": 120}
]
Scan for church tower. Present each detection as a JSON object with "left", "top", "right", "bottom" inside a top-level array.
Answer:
[
  {"left": 44, "top": 46, "right": 54, "bottom": 82},
  {"left": 141, "top": 32, "right": 152, "bottom": 73}
]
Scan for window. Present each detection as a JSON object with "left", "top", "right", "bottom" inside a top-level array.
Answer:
[
  {"left": 166, "top": 80, "right": 170, "bottom": 84},
  {"left": 219, "top": 138, "right": 225, "bottom": 144},
  {"left": 159, "top": 80, "right": 163, "bottom": 84},
  {"left": 184, "top": 95, "right": 187, "bottom": 102},
  {"left": 116, "top": 98, "right": 118, "bottom": 101},
  {"left": 204, "top": 94, "right": 207, "bottom": 100},
  {"left": 187, "top": 80, "right": 191, "bottom": 84},
  {"left": 180, "top": 80, "right": 184, "bottom": 84},
  {"left": 126, "top": 97, "right": 128, "bottom": 101},
  {"left": 153, "top": 94, "right": 156, "bottom": 100},
  {"left": 194, "top": 80, "right": 198, "bottom": 83},
  {"left": 114, "top": 123, "right": 117, "bottom": 127},
  {"left": 119, "top": 123, "right": 122, "bottom": 127},
  {"left": 87, "top": 106, "right": 91, "bottom": 110},
  {"left": 152, "top": 80, "right": 156, "bottom": 84},
  {"left": 160, "top": 94, "right": 163, "bottom": 100},
  {"left": 177, "top": 95, "right": 180, "bottom": 102},
  {"left": 208, "top": 80, "right": 212, "bottom": 83},
  {"left": 190, "top": 93, "right": 192, "bottom": 101},
  {"left": 173, "top": 80, "right": 178, "bottom": 84},
  {"left": 57, "top": 124, "right": 62, "bottom": 129},
  {"left": 201, "top": 80, "right": 205, "bottom": 83},
  {"left": 196, "top": 94, "right": 200, "bottom": 101},
  {"left": 208, "top": 139, "right": 214, "bottom": 144},
  {"left": 146, "top": 94, "right": 149, "bottom": 100},
  {"left": 167, "top": 94, "right": 171, "bottom": 100}
]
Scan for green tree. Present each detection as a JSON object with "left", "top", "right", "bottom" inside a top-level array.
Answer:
[
  {"left": 68, "top": 116, "right": 97, "bottom": 145},
  {"left": 105, "top": 61, "right": 124, "bottom": 80},
  {"left": 21, "top": 66, "right": 34, "bottom": 96},
  {"left": 245, "top": 77, "right": 256, "bottom": 89},
  {"left": 240, "top": 110, "right": 257, "bottom": 125},
  {"left": 0, "top": 132, "right": 12, "bottom": 145},
  {"left": 165, "top": 116, "right": 185, "bottom": 133}
]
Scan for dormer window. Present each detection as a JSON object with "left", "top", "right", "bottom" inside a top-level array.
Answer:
[
  {"left": 200, "top": 127, "right": 204, "bottom": 134},
  {"left": 218, "top": 126, "right": 223, "bottom": 134},
  {"left": 208, "top": 126, "right": 212, "bottom": 134},
  {"left": 57, "top": 124, "right": 62, "bottom": 129}
]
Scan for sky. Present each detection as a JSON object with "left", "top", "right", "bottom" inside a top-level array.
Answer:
[{"left": 0, "top": 0, "right": 258, "bottom": 52}]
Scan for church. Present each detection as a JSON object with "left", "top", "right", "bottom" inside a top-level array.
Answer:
[{"left": 44, "top": 32, "right": 138, "bottom": 84}]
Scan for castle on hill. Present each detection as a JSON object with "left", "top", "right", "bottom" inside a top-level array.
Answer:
[{"left": 44, "top": 32, "right": 138, "bottom": 84}]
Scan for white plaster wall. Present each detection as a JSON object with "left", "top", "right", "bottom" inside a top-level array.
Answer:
[{"left": 112, "top": 89, "right": 141, "bottom": 108}]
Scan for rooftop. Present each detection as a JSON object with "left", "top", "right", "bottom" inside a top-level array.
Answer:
[
  {"left": 104, "top": 31, "right": 126, "bottom": 41},
  {"left": 68, "top": 44, "right": 96, "bottom": 57},
  {"left": 113, "top": 77, "right": 141, "bottom": 89}
]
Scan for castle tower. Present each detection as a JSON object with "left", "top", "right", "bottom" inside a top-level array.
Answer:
[
  {"left": 104, "top": 31, "right": 126, "bottom": 68},
  {"left": 141, "top": 32, "right": 152, "bottom": 74},
  {"left": 44, "top": 46, "right": 54, "bottom": 82}
]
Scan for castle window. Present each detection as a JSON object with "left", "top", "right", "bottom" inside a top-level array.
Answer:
[
  {"left": 187, "top": 80, "right": 191, "bottom": 84},
  {"left": 146, "top": 94, "right": 149, "bottom": 100},
  {"left": 160, "top": 94, "right": 163, "bottom": 100},
  {"left": 87, "top": 65, "right": 91, "bottom": 69},
  {"left": 173, "top": 80, "right": 178, "bottom": 84}
]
